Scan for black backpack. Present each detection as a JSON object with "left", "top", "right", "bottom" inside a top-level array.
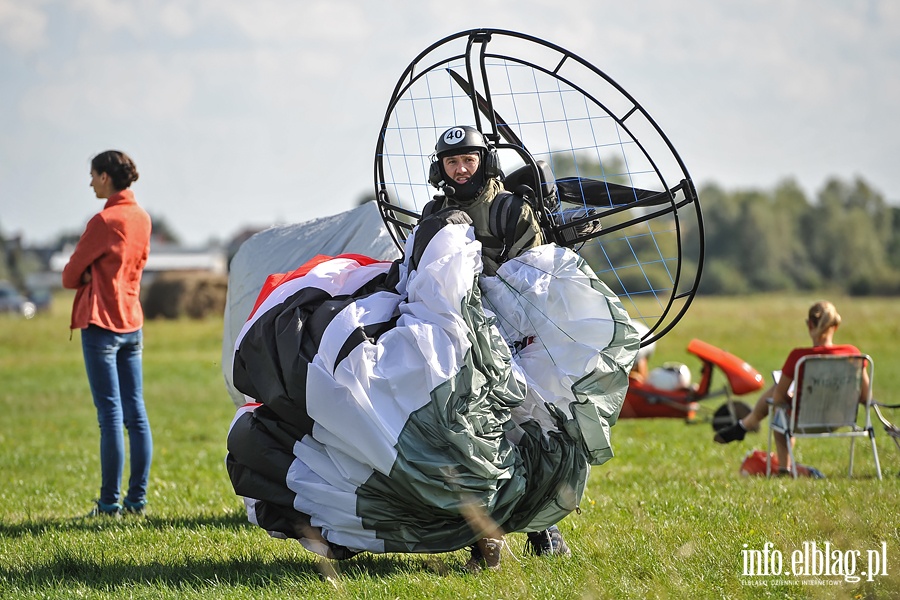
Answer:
[{"left": 421, "top": 190, "right": 536, "bottom": 264}]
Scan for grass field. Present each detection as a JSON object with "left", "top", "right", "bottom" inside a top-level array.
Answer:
[{"left": 1, "top": 292, "right": 898, "bottom": 599}]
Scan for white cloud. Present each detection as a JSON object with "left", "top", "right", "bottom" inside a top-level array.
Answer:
[
  {"left": 159, "top": 2, "right": 194, "bottom": 37},
  {"left": 0, "top": 0, "right": 48, "bottom": 54},
  {"left": 20, "top": 53, "right": 195, "bottom": 127},
  {"left": 70, "top": 0, "right": 139, "bottom": 35},
  {"left": 200, "top": 0, "right": 367, "bottom": 43}
]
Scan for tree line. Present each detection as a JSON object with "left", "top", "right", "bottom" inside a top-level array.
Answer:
[
  {"left": 1, "top": 175, "right": 898, "bottom": 296},
  {"left": 695, "top": 176, "right": 900, "bottom": 296}
]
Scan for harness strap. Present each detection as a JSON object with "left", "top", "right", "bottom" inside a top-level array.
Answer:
[
  {"left": 421, "top": 196, "right": 446, "bottom": 220},
  {"left": 488, "top": 192, "right": 527, "bottom": 263}
]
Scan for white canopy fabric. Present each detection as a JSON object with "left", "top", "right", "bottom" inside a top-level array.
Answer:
[
  {"left": 222, "top": 201, "right": 402, "bottom": 406},
  {"left": 224, "top": 209, "right": 638, "bottom": 555}
]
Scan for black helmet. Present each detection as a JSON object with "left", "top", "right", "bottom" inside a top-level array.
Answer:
[
  {"left": 435, "top": 126, "right": 488, "bottom": 158},
  {"left": 428, "top": 126, "right": 501, "bottom": 194}
]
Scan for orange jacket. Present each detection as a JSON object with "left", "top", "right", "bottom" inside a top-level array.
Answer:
[{"left": 62, "top": 190, "right": 152, "bottom": 332}]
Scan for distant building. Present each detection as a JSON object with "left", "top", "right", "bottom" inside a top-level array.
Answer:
[{"left": 49, "top": 243, "right": 228, "bottom": 286}]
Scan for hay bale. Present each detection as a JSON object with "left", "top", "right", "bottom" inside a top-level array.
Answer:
[
  {"left": 143, "top": 272, "right": 227, "bottom": 320},
  {"left": 185, "top": 274, "right": 228, "bottom": 319}
]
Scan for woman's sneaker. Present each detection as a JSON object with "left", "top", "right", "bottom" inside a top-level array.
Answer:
[
  {"left": 123, "top": 498, "right": 147, "bottom": 515},
  {"left": 525, "top": 525, "right": 571, "bottom": 557},
  {"left": 86, "top": 500, "right": 122, "bottom": 518}
]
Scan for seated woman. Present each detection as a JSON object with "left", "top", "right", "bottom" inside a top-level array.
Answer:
[{"left": 713, "top": 300, "right": 869, "bottom": 473}]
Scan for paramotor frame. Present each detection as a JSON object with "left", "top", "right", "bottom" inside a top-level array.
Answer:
[{"left": 374, "top": 28, "right": 705, "bottom": 346}]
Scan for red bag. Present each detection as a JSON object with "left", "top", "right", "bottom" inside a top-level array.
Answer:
[
  {"left": 739, "top": 449, "right": 777, "bottom": 476},
  {"left": 738, "top": 449, "right": 824, "bottom": 478}
]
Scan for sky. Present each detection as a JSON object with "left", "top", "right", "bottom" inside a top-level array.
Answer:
[{"left": 1, "top": 0, "right": 898, "bottom": 247}]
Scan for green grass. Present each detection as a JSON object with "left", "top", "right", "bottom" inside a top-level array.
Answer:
[{"left": 1, "top": 292, "right": 898, "bottom": 599}]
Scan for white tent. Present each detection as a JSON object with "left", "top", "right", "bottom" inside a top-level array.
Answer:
[{"left": 222, "top": 201, "right": 402, "bottom": 406}]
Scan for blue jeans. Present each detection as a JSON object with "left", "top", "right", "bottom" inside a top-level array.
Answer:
[{"left": 81, "top": 325, "right": 152, "bottom": 506}]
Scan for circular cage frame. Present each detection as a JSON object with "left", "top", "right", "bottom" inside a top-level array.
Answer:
[{"left": 374, "top": 29, "right": 704, "bottom": 346}]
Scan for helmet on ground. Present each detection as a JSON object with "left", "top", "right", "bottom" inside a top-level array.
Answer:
[{"left": 648, "top": 362, "right": 692, "bottom": 390}]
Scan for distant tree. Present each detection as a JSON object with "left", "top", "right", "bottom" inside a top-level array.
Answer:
[
  {"left": 306, "top": 168, "right": 900, "bottom": 296},
  {"left": 697, "top": 183, "right": 751, "bottom": 294},
  {"left": 544, "top": 153, "right": 628, "bottom": 184},
  {"left": 3, "top": 234, "right": 26, "bottom": 290},
  {"left": 53, "top": 231, "right": 83, "bottom": 251},
  {"left": 0, "top": 224, "right": 8, "bottom": 282},
  {"left": 888, "top": 206, "right": 900, "bottom": 270},
  {"left": 771, "top": 179, "right": 820, "bottom": 289},
  {"left": 805, "top": 177, "right": 893, "bottom": 292},
  {"left": 699, "top": 179, "right": 820, "bottom": 294},
  {"left": 147, "top": 213, "right": 181, "bottom": 245},
  {"left": 697, "top": 175, "right": 900, "bottom": 296},
  {"left": 740, "top": 181, "right": 820, "bottom": 291},
  {"left": 698, "top": 258, "right": 751, "bottom": 295}
]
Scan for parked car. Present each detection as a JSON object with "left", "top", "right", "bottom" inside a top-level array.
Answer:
[
  {"left": 27, "top": 287, "right": 52, "bottom": 313},
  {"left": 0, "top": 281, "right": 36, "bottom": 319}
]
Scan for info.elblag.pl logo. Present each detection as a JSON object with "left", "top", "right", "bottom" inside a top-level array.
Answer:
[{"left": 742, "top": 541, "right": 889, "bottom": 584}]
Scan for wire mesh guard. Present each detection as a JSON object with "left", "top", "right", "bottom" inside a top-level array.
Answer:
[{"left": 374, "top": 29, "right": 704, "bottom": 345}]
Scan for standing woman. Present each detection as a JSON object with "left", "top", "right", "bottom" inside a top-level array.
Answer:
[{"left": 63, "top": 150, "right": 153, "bottom": 516}]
